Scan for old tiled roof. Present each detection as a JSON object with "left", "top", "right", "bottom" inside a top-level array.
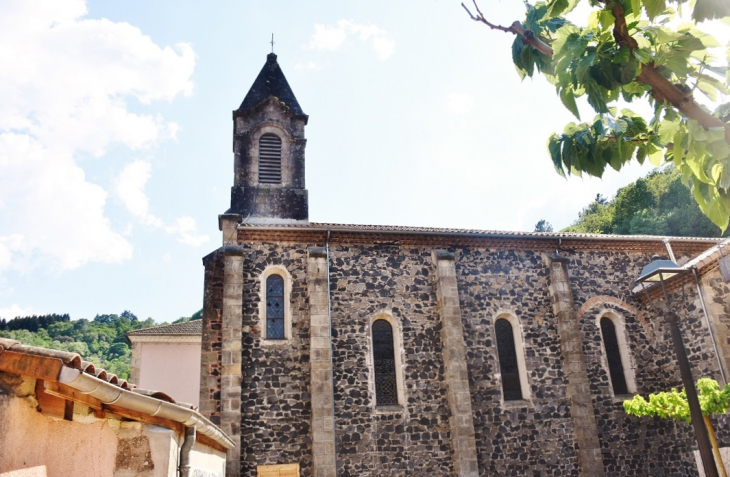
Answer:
[
  {"left": 239, "top": 221, "right": 723, "bottom": 243},
  {"left": 236, "top": 53, "right": 306, "bottom": 118},
  {"left": 0, "top": 337, "right": 234, "bottom": 449},
  {"left": 126, "top": 320, "right": 202, "bottom": 336}
]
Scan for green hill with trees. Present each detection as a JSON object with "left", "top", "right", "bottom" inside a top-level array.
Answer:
[
  {"left": 0, "top": 310, "right": 200, "bottom": 379},
  {"left": 562, "top": 166, "right": 726, "bottom": 237}
]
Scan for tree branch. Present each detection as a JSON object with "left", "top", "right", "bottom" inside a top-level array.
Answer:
[
  {"left": 461, "top": 2, "right": 554, "bottom": 57},
  {"left": 607, "top": 1, "right": 730, "bottom": 143},
  {"left": 464, "top": 0, "right": 730, "bottom": 144}
]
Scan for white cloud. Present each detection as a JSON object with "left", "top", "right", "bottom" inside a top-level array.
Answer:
[
  {"left": 0, "top": 0, "right": 196, "bottom": 272},
  {"left": 304, "top": 20, "right": 395, "bottom": 60},
  {"left": 0, "top": 303, "right": 41, "bottom": 320},
  {"left": 446, "top": 93, "right": 475, "bottom": 116},
  {"left": 116, "top": 160, "right": 209, "bottom": 247}
]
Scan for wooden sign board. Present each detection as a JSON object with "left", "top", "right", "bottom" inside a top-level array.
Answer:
[{"left": 256, "top": 463, "right": 300, "bottom": 477}]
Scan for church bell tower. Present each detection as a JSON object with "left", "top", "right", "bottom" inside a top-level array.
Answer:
[{"left": 227, "top": 53, "right": 309, "bottom": 223}]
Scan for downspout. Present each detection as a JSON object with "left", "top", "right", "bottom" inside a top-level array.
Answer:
[
  {"left": 325, "top": 229, "right": 338, "bottom": 472},
  {"left": 692, "top": 267, "right": 727, "bottom": 385},
  {"left": 179, "top": 426, "right": 196, "bottom": 477},
  {"left": 666, "top": 238, "right": 727, "bottom": 384}
]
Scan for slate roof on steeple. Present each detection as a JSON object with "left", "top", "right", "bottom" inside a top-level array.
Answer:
[{"left": 236, "top": 53, "right": 306, "bottom": 118}]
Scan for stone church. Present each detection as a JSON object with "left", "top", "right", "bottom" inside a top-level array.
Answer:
[{"left": 198, "top": 53, "right": 730, "bottom": 476}]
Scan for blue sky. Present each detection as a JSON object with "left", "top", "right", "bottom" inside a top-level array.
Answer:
[{"left": 0, "top": 0, "right": 673, "bottom": 322}]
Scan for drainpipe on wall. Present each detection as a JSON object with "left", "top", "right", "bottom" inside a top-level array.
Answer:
[
  {"left": 692, "top": 268, "right": 727, "bottom": 386},
  {"left": 665, "top": 237, "right": 727, "bottom": 385},
  {"left": 179, "top": 426, "right": 196, "bottom": 477}
]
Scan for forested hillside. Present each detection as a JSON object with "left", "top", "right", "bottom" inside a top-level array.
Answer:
[
  {"left": 562, "top": 166, "right": 726, "bottom": 237},
  {"left": 0, "top": 310, "right": 200, "bottom": 379}
]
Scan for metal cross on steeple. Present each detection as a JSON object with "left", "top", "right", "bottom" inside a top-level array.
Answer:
[{"left": 270, "top": 34, "right": 275, "bottom": 53}]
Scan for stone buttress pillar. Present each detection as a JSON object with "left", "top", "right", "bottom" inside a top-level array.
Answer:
[
  {"left": 432, "top": 250, "right": 480, "bottom": 477},
  {"left": 547, "top": 254, "right": 605, "bottom": 476},
  {"left": 220, "top": 214, "right": 243, "bottom": 476},
  {"left": 307, "top": 247, "right": 337, "bottom": 477}
]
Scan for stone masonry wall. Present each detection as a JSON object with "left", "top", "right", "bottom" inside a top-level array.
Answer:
[
  {"left": 569, "top": 250, "right": 724, "bottom": 476},
  {"left": 239, "top": 242, "right": 313, "bottom": 476},
  {"left": 453, "top": 247, "right": 581, "bottom": 475},
  {"left": 200, "top": 250, "right": 224, "bottom": 425},
  {"left": 327, "top": 244, "right": 456, "bottom": 476},
  {"left": 207, "top": 237, "right": 728, "bottom": 476}
]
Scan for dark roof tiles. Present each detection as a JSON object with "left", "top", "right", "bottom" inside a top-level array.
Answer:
[{"left": 237, "top": 53, "right": 306, "bottom": 118}]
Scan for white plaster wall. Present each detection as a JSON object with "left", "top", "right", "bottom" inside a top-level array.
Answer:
[
  {"left": 139, "top": 342, "right": 201, "bottom": 406},
  {"left": 188, "top": 441, "right": 226, "bottom": 477}
]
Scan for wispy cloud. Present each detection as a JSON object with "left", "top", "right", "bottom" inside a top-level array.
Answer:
[
  {"left": 0, "top": 0, "right": 196, "bottom": 272},
  {"left": 0, "top": 303, "right": 41, "bottom": 320},
  {"left": 115, "top": 161, "right": 209, "bottom": 247},
  {"left": 304, "top": 20, "right": 395, "bottom": 60}
]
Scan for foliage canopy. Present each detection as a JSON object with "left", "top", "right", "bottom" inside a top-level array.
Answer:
[{"left": 465, "top": 0, "right": 730, "bottom": 230}]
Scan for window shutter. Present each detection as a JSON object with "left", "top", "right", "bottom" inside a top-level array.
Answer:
[{"left": 259, "top": 134, "right": 282, "bottom": 184}]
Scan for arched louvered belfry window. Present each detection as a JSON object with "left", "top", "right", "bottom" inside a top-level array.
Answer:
[
  {"left": 258, "top": 133, "right": 282, "bottom": 184},
  {"left": 495, "top": 318, "right": 523, "bottom": 401},
  {"left": 266, "top": 274, "right": 285, "bottom": 339},
  {"left": 600, "top": 317, "right": 629, "bottom": 395},
  {"left": 372, "top": 320, "right": 398, "bottom": 406}
]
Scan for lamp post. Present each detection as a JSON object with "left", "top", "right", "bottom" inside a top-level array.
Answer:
[{"left": 635, "top": 256, "right": 719, "bottom": 477}]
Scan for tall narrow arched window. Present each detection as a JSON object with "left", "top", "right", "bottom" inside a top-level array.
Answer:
[
  {"left": 495, "top": 318, "right": 523, "bottom": 401},
  {"left": 372, "top": 320, "right": 398, "bottom": 406},
  {"left": 266, "top": 274, "right": 285, "bottom": 340},
  {"left": 600, "top": 317, "right": 629, "bottom": 395},
  {"left": 258, "top": 133, "right": 282, "bottom": 184}
]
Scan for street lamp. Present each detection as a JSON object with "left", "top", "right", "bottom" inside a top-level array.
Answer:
[{"left": 635, "top": 255, "right": 719, "bottom": 477}]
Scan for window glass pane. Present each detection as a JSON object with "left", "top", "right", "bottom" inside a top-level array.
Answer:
[
  {"left": 372, "top": 320, "right": 398, "bottom": 406},
  {"left": 266, "top": 275, "right": 285, "bottom": 340},
  {"left": 496, "top": 319, "right": 523, "bottom": 401},
  {"left": 600, "top": 317, "right": 628, "bottom": 395}
]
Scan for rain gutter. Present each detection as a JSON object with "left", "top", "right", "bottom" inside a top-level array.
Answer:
[{"left": 57, "top": 366, "right": 235, "bottom": 450}]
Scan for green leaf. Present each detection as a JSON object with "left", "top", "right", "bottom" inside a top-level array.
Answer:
[
  {"left": 548, "top": 135, "right": 566, "bottom": 177},
  {"left": 560, "top": 87, "right": 581, "bottom": 119},
  {"left": 643, "top": 0, "right": 667, "bottom": 19},
  {"left": 693, "top": 0, "right": 730, "bottom": 22}
]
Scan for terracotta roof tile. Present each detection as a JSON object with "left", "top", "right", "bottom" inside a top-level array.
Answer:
[{"left": 126, "top": 320, "right": 202, "bottom": 336}]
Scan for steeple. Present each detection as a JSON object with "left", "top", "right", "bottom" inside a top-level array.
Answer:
[
  {"left": 226, "top": 53, "right": 309, "bottom": 224},
  {"left": 236, "top": 53, "right": 307, "bottom": 121}
]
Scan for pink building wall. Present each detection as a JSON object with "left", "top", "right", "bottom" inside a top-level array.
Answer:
[{"left": 138, "top": 341, "right": 201, "bottom": 407}]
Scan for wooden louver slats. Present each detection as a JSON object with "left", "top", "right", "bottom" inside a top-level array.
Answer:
[{"left": 259, "top": 134, "right": 282, "bottom": 184}]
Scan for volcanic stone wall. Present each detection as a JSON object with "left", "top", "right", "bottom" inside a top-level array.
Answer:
[
  {"left": 453, "top": 247, "right": 581, "bottom": 475},
  {"left": 327, "top": 244, "right": 455, "bottom": 476},
  {"left": 239, "top": 242, "right": 313, "bottom": 476},
  {"left": 200, "top": 237, "right": 728, "bottom": 476},
  {"left": 568, "top": 250, "right": 722, "bottom": 475}
]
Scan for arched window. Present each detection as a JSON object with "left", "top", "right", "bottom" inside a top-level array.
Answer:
[
  {"left": 258, "top": 133, "right": 282, "bottom": 184},
  {"left": 372, "top": 320, "right": 398, "bottom": 406},
  {"left": 495, "top": 318, "right": 523, "bottom": 401},
  {"left": 600, "top": 317, "right": 629, "bottom": 395},
  {"left": 265, "top": 274, "right": 285, "bottom": 339}
]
